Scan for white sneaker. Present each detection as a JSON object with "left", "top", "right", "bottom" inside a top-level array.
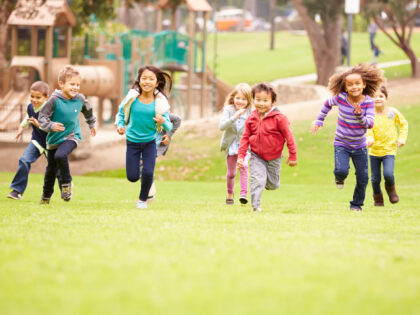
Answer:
[
  {"left": 136, "top": 200, "right": 148, "bottom": 209},
  {"left": 253, "top": 207, "right": 261, "bottom": 212}
]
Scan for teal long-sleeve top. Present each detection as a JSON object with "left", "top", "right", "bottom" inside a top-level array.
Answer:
[{"left": 118, "top": 98, "right": 172, "bottom": 143}]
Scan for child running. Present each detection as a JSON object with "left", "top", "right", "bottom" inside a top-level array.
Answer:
[
  {"left": 366, "top": 85, "right": 408, "bottom": 206},
  {"left": 39, "top": 65, "right": 96, "bottom": 204},
  {"left": 237, "top": 83, "right": 297, "bottom": 212},
  {"left": 7, "top": 81, "right": 50, "bottom": 200},
  {"left": 311, "top": 63, "right": 384, "bottom": 211},
  {"left": 219, "top": 83, "right": 253, "bottom": 205},
  {"left": 117, "top": 65, "right": 173, "bottom": 209}
]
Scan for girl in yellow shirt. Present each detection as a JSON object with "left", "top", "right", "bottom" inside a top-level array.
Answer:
[{"left": 367, "top": 86, "right": 408, "bottom": 206}]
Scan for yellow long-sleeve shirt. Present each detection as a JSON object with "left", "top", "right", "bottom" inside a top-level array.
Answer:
[{"left": 367, "top": 107, "right": 408, "bottom": 157}]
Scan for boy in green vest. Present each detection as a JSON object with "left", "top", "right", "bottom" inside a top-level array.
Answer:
[{"left": 38, "top": 65, "right": 96, "bottom": 204}]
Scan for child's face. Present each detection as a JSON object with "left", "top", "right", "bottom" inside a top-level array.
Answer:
[
  {"left": 344, "top": 73, "right": 366, "bottom": 98},
  {"left": 59, "top": 75, "right": 81, "bottom": 99},
  {"left": 233, "top": 92, "right": 248, "bottom": 110},
  {"left": 254, "top": 91, "right": 273, "bottom": 116},
  {"left": 139, "top": 69, "right": 158, "bottom": 94},
  {"left": 30, "top": 90, "right": 48, "bottom": 108},
  {"left": 374, "top": 91, "right": 387, "bottom": 108}
]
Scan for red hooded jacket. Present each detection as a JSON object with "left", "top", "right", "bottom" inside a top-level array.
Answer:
[{"left": 238, "top": 107, "right": 297, "bottom": 162}]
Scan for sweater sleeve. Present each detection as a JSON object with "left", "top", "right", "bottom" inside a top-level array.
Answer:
[
  {"left": 314, "top": 96, "right": 335, "bottom": 126},
  {"left": 78, "top": 94, "right": 96, "bottom": 129},
  {"left": 38, "top": 96, "right": 57, "bottom": 132},
  {"left": 238, "top": 119, "right": 251, "bottom": 159},
  {"left": 166, "top": 113, "right": 181, "bottom": 138},
  {"left": 219, "top": 107, "right": 236, "bottom": 130},
  {"left": 366, "top": 127, "right": 374, "bottom": 143},
  {"left": 161, "top": 112, "right": 173, "bottom": 132},
  {"left": 394, "top": 108, "right": 408, "bottom": 144},
  {"left": 279, "top": 116, "right": 297, "bottom": 161}
]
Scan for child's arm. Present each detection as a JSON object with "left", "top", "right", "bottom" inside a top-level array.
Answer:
[
  {"left": 366, "top": 128, "right": 374, "bottom": 147},
  {"left": 394, "top": 108, "right": 408, "bottom": 146},
  {"left": 237, "top": 121, "right": 251, "bottom": 168},
  {"left": 311, "top": 97, "right": 334, "bottom": 133},
  {"left": 354, "top": 100, "right": 374, "bottom": 129},
  {"left": 79, "top": 95, "right": 97, "bottom": 136},
  {"left": 38, "top": 96, "right": 65, "bottom": 132},
  {"left": 154, "top": 112, "right": 173, "bottom": 132},
  {"left": 279, "top": 116, "right": 297, "bottom": 166},
  {"left": 167, "top": 113, "right": 181, "bottom": 138},
  {"left": 219, "top": 107, "right": 243, "bottom": 131}
]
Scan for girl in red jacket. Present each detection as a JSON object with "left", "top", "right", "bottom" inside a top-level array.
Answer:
[{"left": 237, "top": 83, "right": 297, "bottom": 212}]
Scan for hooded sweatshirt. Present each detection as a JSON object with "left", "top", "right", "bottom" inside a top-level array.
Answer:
[
  {"left": 238, "top": 107, "right": 297, "bottom": 162},
  {"left": 38, "top": 89, "right": 96, "bottom": 149}
]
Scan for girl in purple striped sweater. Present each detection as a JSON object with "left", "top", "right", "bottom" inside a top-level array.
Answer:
[{"left": 311, "top": 64, "right": 384, "bottom": 211}]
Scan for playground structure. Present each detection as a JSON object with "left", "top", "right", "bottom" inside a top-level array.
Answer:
[{"left": 0, "top": 0, "right": 230, "bottom": 132}]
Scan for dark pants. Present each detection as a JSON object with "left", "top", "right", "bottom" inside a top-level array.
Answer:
[
  {"left": 126, "top": 140, "right": 156, "bottom": 201},
  {"left": 370, "top": 155, "right": 395, "bottom": 195},
  {"left": 43, "top": 140, "right": 77, "bottom": 197},
  {"left": 334, "top": 146, "right": 369, "bottom": 208}
]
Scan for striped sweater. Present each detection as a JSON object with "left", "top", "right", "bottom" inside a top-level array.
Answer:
[{"left": 315, "top": 92, "right": 375, "bottom": 149}]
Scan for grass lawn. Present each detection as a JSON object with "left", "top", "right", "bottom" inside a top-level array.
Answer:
[
  {"left": 206, "top": 31, "right": 420, "bottom": 84},
  {"left": 1, "top": 104, "right": 420, "bottom": 314}
]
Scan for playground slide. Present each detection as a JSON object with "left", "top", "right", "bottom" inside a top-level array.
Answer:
[{"left": 0, "top": 89, "right": 30, "bottom": 131}]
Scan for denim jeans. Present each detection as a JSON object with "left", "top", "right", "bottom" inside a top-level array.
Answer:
[
  {"left": 126, "top": 140, "right": 156, "bottom": 201},
  {"left": 334, "top": 146, "right": 369, "bottom": 208},
  {"left": 10, "top": 142, "right": 42, "bottom": 194},
  {"left": 43, "top": 140, "right": 76, "bottom": 197},
  {"left": 369, "top": 155, "right": 395, "bottom": 194}
]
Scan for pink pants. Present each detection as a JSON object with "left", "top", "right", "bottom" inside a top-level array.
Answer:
[{"left": 226, "top": 153, "right": 249, "bottom": 196}]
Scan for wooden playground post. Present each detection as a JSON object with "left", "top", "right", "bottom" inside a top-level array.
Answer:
[
  {"left": 45, "top": 26, "right": 53, "bottom": 85},
  {"left": 66, "top": 27, "right": 72, "bottom": 59},
  {"left": 200, "top": 12, "right": 208, "bottom": 118},
  {"left": 187, "top": 9, "right": 195, "bottom": 120},
  {"left": 11, "top": 26, "right": 17, "bottom": 58},
  {"left": 30, "top": 26, "right": 38, "bottom": 82}
]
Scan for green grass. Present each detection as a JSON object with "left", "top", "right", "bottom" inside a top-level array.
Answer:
[
  {"left": 1, "top": 103, "right": 420, "bottom": 314},
  {"left": 207, "top": 31, "right": 420, "bottom": 84}
]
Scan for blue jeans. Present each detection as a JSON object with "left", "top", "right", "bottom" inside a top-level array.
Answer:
[
  {"left": 370, "top": 155, "right": 395, "bottom": 195},
  {"left": 126, "top": 140, "right": 156, "bottom": 201},
  {"left": 10, "top": 142, "right": 42, "bottom": 194},
  {"left": 43, "top": 140, "right": 76, "bottom": 197},
  {"left": 334, "top": 146, "right": 369, "bottom": 208}
]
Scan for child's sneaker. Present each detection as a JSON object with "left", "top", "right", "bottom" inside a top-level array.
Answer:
[
  {"left": 7, "top": 190, "right": 22, "bottom": 200},
  {"left": 61, "top": 182, "right": 72, "bottom": 201},
  {"left": 253, "top": 207, "right": 261, "bottom": 212},
  {"left": 335, "top": 179, "right": 345, "bottom": 189},
  {"left": 40, "top": 195, "right": 50, "bottom": 204},
  {"left": 136, "top": 200, "right": 148, "bottom": 209},
  {"left": 350, "top": 205, "right": 362, "bottom": 211},
  {"left": 239, "top": 195, "right": 248, "bottom": 204}
]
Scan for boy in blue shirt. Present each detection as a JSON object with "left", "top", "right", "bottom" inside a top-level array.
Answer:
[
  {"left": 7, "top": 81, "right": 50, "bottom": 200},
  {"left": 38, "top": 65, "right": 96, "bottom": 204}
]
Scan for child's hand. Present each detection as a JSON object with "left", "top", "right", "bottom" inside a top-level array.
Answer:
[
  {"left": 237, "top": 157, "right": 244, "bottom": 169},
  {"left": 286, "top": 158, "right": 297, "bottom": 167},
  {"left": 353, "top": 103, "right": 362, "bottom": 115},
  {"left": 311, "top": 123, "right": 321, "bottom": 134},
  {"left": 161, "top": 135, "right": 169, "bottom": 145},
  {"left": 366, "top": 139, "right": 374, "bottom": 147},
  {"left": 27, "top": 117, "right": 39, "bottom": 128},
  {"left": 90, "top": 127, "right": 96, "bottom": 137},
  {"left": 397, "top": 140, "right": 405, "bottom": 147},
  {"left": 117, "top": 127, "right": 126, "bottom": 135},
  {"left": 53, "top": 122, "right": 65, "bottom": 132},
  {"left": 236, "top": 108, "right": 246, "bottom": 118},
  {"left": 153, "top": 114, "right": 165, "bottom": 124},
  {"left": 14, "top": 132, "right": 23, "bottom": 142}
]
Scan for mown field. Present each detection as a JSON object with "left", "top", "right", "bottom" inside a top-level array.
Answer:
[{"left": 1, "top": 101, "right": 419, "bottom": 314}]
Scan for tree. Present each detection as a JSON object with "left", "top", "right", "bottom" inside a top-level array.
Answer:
[
  {"left": 287, "top": 0, "right": 344, "bottom": 85},
  {"left": 362, "top": 0, "right": 420, "bottom": 78}
]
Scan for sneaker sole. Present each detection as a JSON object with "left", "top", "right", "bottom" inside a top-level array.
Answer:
[
  {"left": 239, "top": 197, "right": 248, "bottom": 204},
  {"left": 7, "top": 195, "right": 22, "bottom": 200}
]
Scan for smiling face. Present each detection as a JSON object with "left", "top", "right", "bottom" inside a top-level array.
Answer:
[
  {"left": 139, "top": 69, "right": 158, "bottom": 94},
  {"left": 59, "top": 75, "right": 81, "bottom": 99},
  {"left": 344, "top": 73, "right": 366, "bottom": 99},
  {"left": 374, "top": 90, "right": 387, "bottom": 109},
  {"left": 233, "top": 91, "right": 248, "bottom": 111},
  {"left": 254, "top": 90, "right": 273, "bottom": 116},
  {"left": 30, "top": 90, "right": 48, "bottom": 108}
]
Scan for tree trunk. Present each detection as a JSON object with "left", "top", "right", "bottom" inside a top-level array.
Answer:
[
  {"left": 401, "top": 44, "right": 420, "bottom": 78},
  {"left": 0, "top": 2, "right": 12, "bottom": 91},
  {"left": 291, "top": 0, "right": 342, "bottom": 86}
]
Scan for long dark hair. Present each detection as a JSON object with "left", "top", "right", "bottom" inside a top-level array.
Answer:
[{"left": 132, "top": 65, "right": 172, "bottom": 98}]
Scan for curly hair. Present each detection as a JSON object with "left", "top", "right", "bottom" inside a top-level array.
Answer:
[
  {"left": 328, "top": 63, "right": 385, "bottom": 97},
  {"left": 252, "top": 82, "right": 277, "bottom": 103},
  {"left": 224, "top": 83, "right": 253, "bottom": 109},
  {"left": 132, "top": 65, "right": 172, "bottom": 99},
  {"left": 58, "top": 65, "right": 80, "bottom": 83}
]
